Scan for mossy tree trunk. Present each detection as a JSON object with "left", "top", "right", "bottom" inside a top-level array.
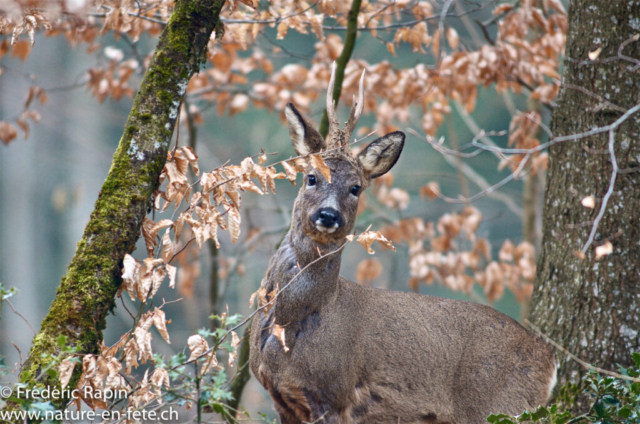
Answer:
[
  {"left": 530, "top": 0, "right": 640, "bottom": 408},
  {"left": 9, "top": 0, "right": 225, "bottom": 411}
]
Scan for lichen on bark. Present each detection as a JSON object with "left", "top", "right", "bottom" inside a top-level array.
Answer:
[
  {"left": 9, "top": 0, "right": 226, "bottom": 413},
  {"left": 530, "top": 0, "right": 640, "bottom": 410}
]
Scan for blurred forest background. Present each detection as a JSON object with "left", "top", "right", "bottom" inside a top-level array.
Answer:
[{"left": 0, "top": 0, "right": 557, "bottom": 419}]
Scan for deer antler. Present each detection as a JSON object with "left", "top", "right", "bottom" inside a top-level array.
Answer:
[
  {"left": 343, "top": 69, "right": 365, "bottom": 144},
  {"left": 326, "top": 62, "right": 340, "bottom": 147},
  {"left": 325, "top": 63, "right": 366, "bottom": 150}
]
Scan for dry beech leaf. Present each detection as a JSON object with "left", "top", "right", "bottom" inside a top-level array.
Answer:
[
  {"left": 432, "top": 28, "right": 441, "bottom": 57},
  {"left": 150, "top": 367, "right": 170, "bottom": 390},
  {"left": 446, "top": 27, "right": 459, "bottom": 50},
  {"left": 573, "top": 250, "right": 587, "bottom": 260},
  {"left": 0, "top": 121, "right": 18, "bottom": 145},
  {"left": 161, "top": 231, "right": 174, "bottom": 262},
  {"left": 180, "top": 146, "right": 200, "bottom": 175},
  {"left": 357, "top": 231, "right": 396, "bottom": 255},
  {"left": 356, "top": 258, "right": 382, "bottom": 284},
  {"left": 276, "top": 21, "right": 288, "bottom": 40},
  {"left": 142, "top": 217, "right": 158, "bottom": 257},
  {"left": 499, "top": 240, "right": 515, "bottom": 262},
  {"left": 310, "top": 154, "right": 331, "bottom": 183},
  {"left": 227, "top": 205, "right": 241, "bottom": 243},
  {"left": 588, "top": 47, "right": 602, "bottom": 61},
  {"left": 121, "top": 254, "right": 140, "bottom": 301},
  {"left": 166, "top": 264, "right": 177, "bottom": 289},
  {"left": 272, "top": 324, "right": 289, "bottom": 352},
  {"left": 11, "top": 40, "right": 31, "bottom": 61},
  {"left": 58, "top": 358, "right": 76, "bottom": 390},
  {"left": 152, "top": 308, "right": 171, "bottom": 344},
  {"left": 187, "top": 335, "right": 209, "bottom": 361},
  {"left": 581, "top": 196, "right": 596, "bottom": 209},
  {"left": 281, "top": 160, "right": 298, "bottom": 185},
  {"left": 386, "top": 42, "right": 396, "bottom": 56},
  {"left": 595, "top": 241, "right": 613, "bottom": 259},
  {"left": 229, "top": 331, "right": 240, "bottom": 366},
  {"left": 420, "top": 182, "right": 440, "bottom": 200}
]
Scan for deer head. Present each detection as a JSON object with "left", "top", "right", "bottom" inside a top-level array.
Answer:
[{"left": 284, "top": 63, "right": 405, "bottom": 246}]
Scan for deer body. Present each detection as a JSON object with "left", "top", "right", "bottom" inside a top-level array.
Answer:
[{"left": 250, "top": 65, "right": 556, "bottom": 424}]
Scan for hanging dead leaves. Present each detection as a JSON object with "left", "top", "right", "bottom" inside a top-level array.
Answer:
[
  {"left": 1, "top": 0, "right": 566, "bottom": 160},
  {"left": 373, "top": 205, "right": 535, "bottom": 303}
]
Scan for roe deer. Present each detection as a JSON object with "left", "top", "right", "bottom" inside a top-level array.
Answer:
[{"left": 250, "top": 63, "right": 556, "bottom": 424}]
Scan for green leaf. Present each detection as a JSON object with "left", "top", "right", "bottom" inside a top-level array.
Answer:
[
  {"left": 618, "top": 405, "right": 631, "bottom": 418},
  {"left": 57, "top": 335, "right": 68, "bottom": 349}
]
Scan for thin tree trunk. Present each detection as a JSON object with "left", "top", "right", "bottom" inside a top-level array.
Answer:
[
  {"left": 530, "top": 0, "right": 640, "bottom": 408},
  {"left": 8, "top": 0, "right": 225, "bottom": 412},
  {"left": 318, "top": 0, "right": 363, "bottom": 138}
]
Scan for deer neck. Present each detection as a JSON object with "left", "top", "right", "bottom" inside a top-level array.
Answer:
[{"left": 268, "top": 206, "right": 343, "bottom": 324}]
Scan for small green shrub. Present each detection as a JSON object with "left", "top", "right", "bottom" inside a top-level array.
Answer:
[{"left": 488, "top": 353, "right": 640, "bottom": 423}]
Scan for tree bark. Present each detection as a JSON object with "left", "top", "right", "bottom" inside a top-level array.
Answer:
[
  {"left": 9, "top": 0, "right": 225, "bottom": 411},
  {"left": 530, "top": 0, "right": 640, "bottom": 407}
]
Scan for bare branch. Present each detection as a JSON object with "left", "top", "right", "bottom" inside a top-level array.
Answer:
[{"left": 580, "top": 129, "right": 619, "bottom": 254}]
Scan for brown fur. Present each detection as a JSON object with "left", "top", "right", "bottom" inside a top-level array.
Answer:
[{"left": 250, "top": 102, "right": 556, "bottom": 424}]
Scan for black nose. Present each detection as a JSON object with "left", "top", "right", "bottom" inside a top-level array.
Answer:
[{"left": 318, "top": 208, "right": 339, "bottom": 227}]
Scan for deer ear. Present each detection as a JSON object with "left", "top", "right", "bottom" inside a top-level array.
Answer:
[
  {"left": 285, "top": 103, "right": 327, "bottom": 156},
  {"left": 357, "top": 131, "right": 405, "bottom": 179}
]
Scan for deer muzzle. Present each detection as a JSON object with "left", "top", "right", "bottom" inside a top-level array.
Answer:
[{"left": 312, "top": 207, "right": 343, "bottom": 234}]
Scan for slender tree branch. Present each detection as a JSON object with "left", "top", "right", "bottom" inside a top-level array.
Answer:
[{"left": 318, "top": 0, "right": 363, "bottom": 139}]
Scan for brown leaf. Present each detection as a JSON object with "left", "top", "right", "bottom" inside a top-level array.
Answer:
[
  {"left": 474, "top": 239, "right": 491, "bottom": 262},
  {"left": 357, "top": 230, "right": 396, "bottom": 255},
  {"left": 228, "top": 331, "right": 240, "bottom": 366},
  {"left": 142, "top": 217, "right": 158, "bottom": 257},
  {"left": 149, "top": 308, "right": 169, "bottom": 344},
  {"left": 420, "top": 182, "right": 440, "bottom": 200},
  {"left": 446, "top": 28, "right": 459, "bottom": 50},
  {"left": 161, "top": 231, "right": 174, "bottom": 262},
  {"left": 588, "top": 47, "right": 602, "bottom": 61},
  {"left": 595, "top": 241, "right": 613, "bottom": 259},
  {"left": 272, "top": 324, "right": 289, "bottom": 352},
  {"left": 58, "top": 358, "right": 76, "bottom": 390},
  {"left": 276, "top": 21, "right": 288, "bottom": 40},
  {"left": 484, "top": 261, "right": 504, "bottom": 302},
  {"left": 431, "top": 28, "right": 441, "bottom": 57},
  {"left": 121, "top": 254, "right": 141, "bottom": 301},
  {"left": 581, "top": 196, "right": 596, "bottom": 209},
  {"left": 227, "top": 205, "right": 241, "bottom": 243},
  {"left": 356, "top": 258, "right": 382, "bottom": 284},
  {"left": 499, "top": 240, "right": 515, "bottom": 262},
  {"left": 166, "top": 264, "right": 177, "bottom": 289},
  {"left": 11, "top": 40, "right": 31, "bottom": 61},
  {"left": 386, "top": 42, "right": 396, "bottom": 56},
  {"left": 187, "top": 335, "right": 208, "bottom": 361},
  {"left": 0, "top": 121, "right": 18, "bottom": 145},
  {"left": 281, "top": 160, "right": 298, "bottom": 185},
  {"left": 310, "top": 154, "right": 331, "bottom": 183},
  {"left": 310, "top": 13, "right": 324, "bottom": 41},
  {"left": 180, "top": 146, "right": 200, "bottom": 175}
]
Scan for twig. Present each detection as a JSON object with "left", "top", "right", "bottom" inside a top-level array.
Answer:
[
  {"left": 580, "top": 129, "right": 618, "bottom": 254},
  {"left": 5, "top": 299, "right": 36, "bottom": 335},
  {"left": 525, "top": 319, "right": 640, "bottom": 383},
  {"left": 180, "top": 239, "right": 350, "bottom": 367}
]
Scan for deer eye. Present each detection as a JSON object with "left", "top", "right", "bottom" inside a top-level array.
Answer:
[
  {"left": 350, "top": 185, "right": 361, "bottom": 196},
  {"left": 307, "top": 175, "right": 316, "bottom": 186}
]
